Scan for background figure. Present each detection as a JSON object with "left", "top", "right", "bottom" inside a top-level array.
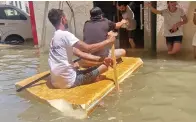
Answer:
[
  {"left": 117, "top": 1, "right": 136, "bottom": 49},
  {"left": 146, "top": 1, "right": 187, "bottom": 55},
  {"left": 193, "top": 9, "right": 196, "bottom": 58}
]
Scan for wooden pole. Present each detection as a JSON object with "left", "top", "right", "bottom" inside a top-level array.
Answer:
[{"left": 111, "top": 43, "right": 119, "bottom": 91}]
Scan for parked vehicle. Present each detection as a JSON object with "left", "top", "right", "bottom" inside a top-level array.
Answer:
[{"left": 0, "top": 5, "right": 32, "bottom": 45}]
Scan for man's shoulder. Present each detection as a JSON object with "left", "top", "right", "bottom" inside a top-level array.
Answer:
[
  {"left": 84, "top": 20, "right": 92, "bottom": 25},
  {"left": 85, "top": 18, "right": 109, "bottom": 23},
  {"left": 177, "top": 7, "right": 185, "bottom": 13},
  {"left": 160, "top": 9, "right": 169, "bottom": 15},
  {"left": 55, "top": 30, "right": 73, "bottom": 36}
]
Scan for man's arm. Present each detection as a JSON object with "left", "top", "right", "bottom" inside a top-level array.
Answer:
[
  {"left": 177, "top": 15, "right": 188, "bottom": 26},
  {"left": 150, "top": 7, "right": 162, "bottom": 15},
  {"left": 171, "top": 9, "right": 187, "bottom": 32},
  {"left": 107, "top": 19, "right": 127, "bottom": 30},
  {"left": 193, "top": 9, "right": 196, "bottom": 25},
  {"left": 73, "top": 33, "right": 116, "bottom": 54},
  {"left": 115, "top": 19, "right": 127, "bottom": 29},
  {"left": 73, "top": 47, "right": 103, "bottom": 62},
  {"left": 174, "top": 10, "right": 188, "bottom": 28},
  {"left": 145, "top": 2, "right": 162, "bottom": 15}
]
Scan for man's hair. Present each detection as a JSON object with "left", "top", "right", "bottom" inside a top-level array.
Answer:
[
  {"left": 118, "top": 1, "right": 130, "bottom": 7},
  {"left": 48, "top": 9, "right": 64, "bottom": 27},
  {"left": 167, "top": 1, "right": 177, "bottom": 4},
  {"left": 90, "top": 7, "right": 103, "bottom": 18}
]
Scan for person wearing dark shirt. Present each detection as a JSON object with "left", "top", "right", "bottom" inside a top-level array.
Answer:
[{"left": 80, "top": 7, "right": 127, "bottom": 67}]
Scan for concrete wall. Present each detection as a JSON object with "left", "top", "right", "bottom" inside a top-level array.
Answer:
[
  {"left": 156, "top": 1, "right": 193, "bottom": 52},
  {"left": 33, "top": 1, "right": 93, "bottom": 51},
  {"left": 144, "top": 1, "right": 152, "bottom": 50}
]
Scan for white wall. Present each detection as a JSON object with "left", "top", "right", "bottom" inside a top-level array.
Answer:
[
  {"left": 6, "top": 1, "right": 29, "bottom": 13},
  {"left": 33, "top": 1, "right": 93, "bottom": 51}
]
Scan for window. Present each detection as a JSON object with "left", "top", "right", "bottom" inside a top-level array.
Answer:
[
  {"left": 9, "top": 1, "right": 13, "bottom": 5},
  {"left": 3, "top": 8, "right": 26, "bottom": 20},
  {"left": 15, "top": 1, "right": 18, "bottom": 7},
  {"left": 0, "top": 8, "right": 6, "bottom": 19},
  {"left": 19, "top": 1, "right": 22, "bottom": 9}
]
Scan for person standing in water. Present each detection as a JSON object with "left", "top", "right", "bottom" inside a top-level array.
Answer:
[
  {"left": 146, "top": 1, "right": 187, "bottom": 55},
  {"left": 192, "top": 9, "right": 196, "bottom": 59},
  {"left": 117, "top": 1, "right": 136, "bottom": 49}
]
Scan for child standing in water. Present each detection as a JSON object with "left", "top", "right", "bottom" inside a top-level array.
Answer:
[
  {"left": 146, "top": 1, "right": 188, "bottom": 55},
  {"left": 193, "top": 9, "right": 196, "bottom": 58}
]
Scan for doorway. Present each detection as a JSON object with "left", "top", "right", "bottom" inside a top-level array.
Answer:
[{"left": 93, "top": 1, "right": 144, "bottom": 49}]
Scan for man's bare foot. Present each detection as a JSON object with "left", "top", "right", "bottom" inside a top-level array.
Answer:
[{"left": 168, "top": 51, "right": 177, "bottom": 55}]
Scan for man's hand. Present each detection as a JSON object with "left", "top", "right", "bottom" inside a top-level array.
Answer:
[
  {"left": 73, "top": 62, "right": 80, "bottom": 69},
  {"left": 107, "top": 31, "right": 118, "bottom": 44},
  {"left": 121, "top": 19, "right": 127, "bottom": 24},
  {"left": 108, "top": 31, "right": 118, "bottom": 37},
  {"left": 171, "top": 23, "right": 179, "bottom": 32},
  {"left": 171, "top": 20, "right": 184, "bottom": 33},
  {"left": 103, "top": 57, "right": 113, "bottom": 67}
]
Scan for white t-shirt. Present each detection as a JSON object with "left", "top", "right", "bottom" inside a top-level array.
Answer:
[
  {"left": 121, "top": 6, "right": 136, "bottom": 31},
  {"left": 161, "top": 8, "right": 185, "bottom": 37},
  {"left": 48, "top": 30, "right": 79, "bottom": 88}
]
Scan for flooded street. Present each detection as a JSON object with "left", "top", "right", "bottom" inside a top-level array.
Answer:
[{"left": 0, "top": 46, "right": 196, "bottom": 122}]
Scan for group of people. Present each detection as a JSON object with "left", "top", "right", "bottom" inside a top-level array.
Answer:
[
  {"left": 47, "top": 2, "right": 133, "bottom": 89},
  {"left": 47, "top": 1, "right": 195, "bottom": 89}
]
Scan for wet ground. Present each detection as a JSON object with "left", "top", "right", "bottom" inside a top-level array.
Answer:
[{"left": 0, "top": 46, "right": 196, "bottom": 122}]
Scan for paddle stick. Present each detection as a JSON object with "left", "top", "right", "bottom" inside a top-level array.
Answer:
[{"left": 111, "top": 42, "right": 119, "bottom": 91}]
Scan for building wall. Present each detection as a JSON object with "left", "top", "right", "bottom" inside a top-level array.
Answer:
[
  {"left": 144, "top": 1, "right": 152, "bottom": 50},
  {"left": 156, "top": 1, "right": 194, "bottom": 52},
  {"left": 33, "top": 1, "right": 196, "bottom": 52},
  {"left": 33, "top": 1, "right": 93, "bottom": 51}
]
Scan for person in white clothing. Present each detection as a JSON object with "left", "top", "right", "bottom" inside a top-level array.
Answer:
[
  {"left": 48, "top": 9, "right": 116, "bottom": 89},
  {"left": 193, "top": 9, "right": 196, "bottom": 59},
  {"left": 146, "top": 1, "right": 188, "bottom": 55}
]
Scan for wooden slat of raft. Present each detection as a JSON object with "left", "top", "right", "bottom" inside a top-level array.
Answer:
[{"left": 15, "top": 57, "right": 143, "bottom": 106}]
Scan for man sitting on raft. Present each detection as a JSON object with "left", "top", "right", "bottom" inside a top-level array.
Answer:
[
  {"left": 79, "top": 7, "right": 127, "bottom": 68},
  {"left": 47, "top": 9, "right": 117, "bottom": 89}
]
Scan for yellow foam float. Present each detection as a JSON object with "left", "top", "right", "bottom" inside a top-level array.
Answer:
[{"left": 15, "top": 57, "right": 143, "bottom": 119}]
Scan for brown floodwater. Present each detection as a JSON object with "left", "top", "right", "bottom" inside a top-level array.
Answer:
[{"left": 0, "top": 46, "right": 196, "bottom": 122}]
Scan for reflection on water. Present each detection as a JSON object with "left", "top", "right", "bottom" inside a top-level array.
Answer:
[{"left": 0, "top": 47, "right": 196, "bottom": 122}]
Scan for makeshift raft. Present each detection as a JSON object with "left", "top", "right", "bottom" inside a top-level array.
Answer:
[{"left": 15, "top": 57, "right": 143, "bottom": 119}]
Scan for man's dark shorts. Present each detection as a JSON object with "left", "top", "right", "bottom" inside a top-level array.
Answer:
[
  {"left": 128, "top": 30, "right": 136, "bottom": 39},
  {"left": 165, "top": 36, "right": 183, "bottom": 45},
  {"left": 72, "top": 66, "right": 99, "bottom": 88}
]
